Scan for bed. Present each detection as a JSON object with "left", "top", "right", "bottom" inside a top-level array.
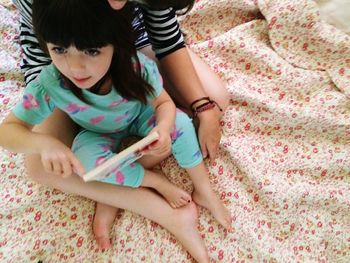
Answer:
[{"left": 1, "top": 0, "right": 350, "bottom": 261}]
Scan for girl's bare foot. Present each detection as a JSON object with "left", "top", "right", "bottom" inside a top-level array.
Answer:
[
  {"left": 93, "top": 202, "right": 119, "bottom": 250},
  {"left": 192, "top": 189, "right": 233, "bottom": 231},
  {"left": 143, "top": 169, "right": 192, "bottom": 209}
]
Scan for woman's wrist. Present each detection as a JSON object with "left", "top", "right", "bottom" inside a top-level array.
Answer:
[
  {"left": 195, "top": 106, "right": 220, "bottom": 122},
  {"left": 190, "top": 97, "right": 223, "bottom": 117}
]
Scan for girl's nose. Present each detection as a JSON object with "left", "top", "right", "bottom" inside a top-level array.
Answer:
[{"left": 66, "top": 55, "right": 85, "bottom": 73}]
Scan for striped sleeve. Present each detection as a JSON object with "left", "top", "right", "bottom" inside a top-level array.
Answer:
[
  {"left": 13, "top": 0, "right": 51, "bottom": 84},
  {"left": 140, "top": 7, "right": 186, "bottom": 59}
]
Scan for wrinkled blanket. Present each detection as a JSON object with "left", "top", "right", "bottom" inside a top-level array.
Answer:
[{"left": 1, "top": 0, "right": 350, "bottom": 262}]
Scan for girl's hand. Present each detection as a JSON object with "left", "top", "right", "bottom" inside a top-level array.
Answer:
[
  {"left": 142, "top": 126, "right": 172, "bottom": 157},
  {"left": 38, "top": 135, "right": 85, "bottom": 178},
  {"left": 197, "top": 109, "right": 221, "bottom": 161}
]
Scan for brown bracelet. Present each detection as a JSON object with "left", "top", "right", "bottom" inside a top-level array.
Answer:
[
  {"left": 192, "top": 99, "right": 223, "bottom": 117},
  {"left": 193, "top": 101, "right": 215, "bottom": 117},
  {"left": 190, "top": 97, "right": 210, "bottom": 110}
]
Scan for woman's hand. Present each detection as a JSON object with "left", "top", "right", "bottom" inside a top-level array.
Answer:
[
  {"left": 197, "top": 109, "right": 221, "bottom": 161},
  {"left": 38, "top": 135, "right": 85, "bottom": 178}
]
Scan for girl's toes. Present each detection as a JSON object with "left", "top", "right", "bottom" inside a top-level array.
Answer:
[{"left": 96, "top": 236, "right": 111, "bottom": 250}]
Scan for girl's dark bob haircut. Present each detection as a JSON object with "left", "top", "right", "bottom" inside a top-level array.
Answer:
[{"left": 32, "top": 0, "right": 154, "bottom": 104}]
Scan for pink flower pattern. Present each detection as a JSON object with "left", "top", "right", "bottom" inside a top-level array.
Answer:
[{"left": 1, "top": 0, "right": 350, "bottom": 261}]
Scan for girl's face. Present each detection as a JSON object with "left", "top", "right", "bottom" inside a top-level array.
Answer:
[
  {"left": 107, "top": 0, "right": 127, "bottom": 10},
  {"left": 47, "top": 43, "right": 114, "bottom": 89}
]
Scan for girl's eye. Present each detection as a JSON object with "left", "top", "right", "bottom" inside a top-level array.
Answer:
[
  {"left": 51, "top": 47, "right": 66, "bottom": 54},
  {"left": 85, "top": 48, "right": 100, "bottom": 57}
]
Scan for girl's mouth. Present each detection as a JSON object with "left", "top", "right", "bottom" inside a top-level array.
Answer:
[{"left": 73, "top": 77, "right": 91, "bottom": 84}]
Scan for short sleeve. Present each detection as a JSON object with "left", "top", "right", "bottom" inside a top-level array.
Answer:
[
  {"left": 137, "top": 52, "right": 164, "bottom": 101},
  {"left": 139, "top": 7, "right": 185, "bottom": 59},
  {"left": 14, "top": 0, "right": 52, "bottom": 84},
  {"left": 12, "top": 77, "right": 56, "bottom": 125}
]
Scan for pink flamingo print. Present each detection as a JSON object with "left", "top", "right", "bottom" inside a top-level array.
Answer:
[
  {"left": 170, "top": 127, "right": 184, "bottom": 141},
  {"left": 95, "top": 156, "right": 107, "bottom": 167},
  {"left": 114, "top": 112, "right": 129, "bottom": 122},
  {"left": 115, "top": 171, "right": 125, "bottom": 185},
  {"left": 147, "top": 115, "right": 156, "bottom": 128},
  {"left": 22, "top": 94, "right": 39, "bottom": 110},
  {"left": 98, "top": 144, "right": 111, "bottom": 151},
  {"left": 66, "top": 103, "right": 88, "bottom": 115},
  {"left": 109, "top": 98, "right": 128, "bottom": 108},
  {"left": 90, "top": 115, "right": 104, "bottom": 125}
]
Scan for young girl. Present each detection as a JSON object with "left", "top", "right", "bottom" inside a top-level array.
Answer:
[
  {"left": 14, "top": 0, "right": 230, "bottom": 251},
  {"left": 14, "top": 0, "right": 229, "bottom": 160},
  {"left": 1, "top": 0, "right": 231, "bottom": 261}
]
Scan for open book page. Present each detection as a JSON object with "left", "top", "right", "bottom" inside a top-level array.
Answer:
[{"left": 82, "top": 132, "right": 159, "bottom": 182}]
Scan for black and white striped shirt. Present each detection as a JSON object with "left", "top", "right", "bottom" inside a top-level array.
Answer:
[{"left": 13, "top": 0, "right": 185, "bottom": 84}]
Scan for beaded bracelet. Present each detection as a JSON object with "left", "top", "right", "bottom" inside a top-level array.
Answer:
[
  {"left": 191, "top": 97, "right": 223, "bottom": 117},
  {"left": 190, "top": 96, "right": 211, "bottom": 110}
]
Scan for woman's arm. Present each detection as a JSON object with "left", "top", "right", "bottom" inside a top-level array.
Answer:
[
  {"left": 160, "top": 48, "right": 206, "bottom": 105},
  {"left": 141, "top": 7, "right": 224, "bottom": 160},
  {"left": 159, "top": 48, "right": 222, "bottom": 161}
]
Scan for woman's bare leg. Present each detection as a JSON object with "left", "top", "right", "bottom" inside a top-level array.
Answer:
[
  {"left": 25, "top": 109, "right": 209, "bottom": 261},
  {"left": 186, "top": 163, "right": 233, "bottom": 231}
]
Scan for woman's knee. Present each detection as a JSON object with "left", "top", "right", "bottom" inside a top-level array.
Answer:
[
  {"left": 217, "top": 88, "right": 230, "bottom": 112},
  {"left": 187, "top": 48, "right": 230, "bottom": 111}
]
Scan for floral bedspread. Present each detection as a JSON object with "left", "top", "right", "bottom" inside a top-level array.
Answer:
[{"left": 1, "top": 0, "right": 350, "bottom": 262}]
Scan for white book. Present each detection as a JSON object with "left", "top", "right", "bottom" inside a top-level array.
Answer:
[{"left": 82, "top": 132, "right": 159, "bottom": 182}]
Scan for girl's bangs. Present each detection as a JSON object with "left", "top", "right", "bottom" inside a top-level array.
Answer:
[{"left": 36, "top": 0, "right": 115, "bottom": 49}]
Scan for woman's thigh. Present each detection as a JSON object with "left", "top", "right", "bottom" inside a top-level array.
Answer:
[{"left": 139, "top": 45, "right": 230, "bottom": 111}]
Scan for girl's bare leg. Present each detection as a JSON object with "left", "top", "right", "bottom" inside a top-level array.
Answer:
[
  {"left": 26, "top": 162, "right": 209, "bottom": 262},
  {"left": 141, "top": 168, "right": 192, "bottom": 208},
  {"left": 24, "top": 109, "right": 209, "bottom": 261},
  {"left": 22, "top": 109, "right": 117, "bottom": 249},
  {"left": 93, "top": 203, "right": 119, "bottom": 250},
  {"left": 187, "top": 163, "right": 233, "bottom": 231}
]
